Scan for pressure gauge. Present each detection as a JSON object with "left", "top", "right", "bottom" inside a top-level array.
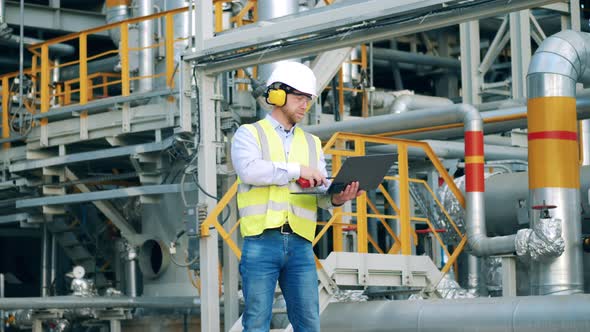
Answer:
[{"left": 73, "top": 266, "right": 85, "bottom": 279}]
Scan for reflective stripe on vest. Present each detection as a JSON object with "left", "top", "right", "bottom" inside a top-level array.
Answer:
[{"left": 237, "top": 118, "right": 321, "bottom": 241}]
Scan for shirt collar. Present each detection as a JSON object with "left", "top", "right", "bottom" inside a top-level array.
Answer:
[{"left": 266, "top": 113, "right": 296, "bottom": 134}]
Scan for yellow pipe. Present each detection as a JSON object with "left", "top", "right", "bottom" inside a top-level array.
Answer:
[
  {"left": 79, "top": 33, "right": 88, "bottom": 105},
  {"left": 361, "top": 44, "right": 368, "bottom": 118},
  {"left": 332, "top": 153, "right": 343, "bottom": 251},
  {"left": 41, "top": 45, "right": 49, "bottom": 114},
  {"left": 356, "top": 192, "right": 368, "bottom": 253},
  {"left": 441, "top": 236, "right": 467, "bottom": 274},
  {"left": 165, "top": 13, "right": 175, "bottom": 89},
  {"left": 2, "top": 76, "right": 9, "bottom": 149},
  {"left": 338, "top": 68, "right": 344, "bottom": 118},
  {"left": 528, "top": 97, "right": 579, "bottom": 189},
  {"left": 397, "top": 144, "right": 412, "bottom": 255},
  {"left": 120, "top": 22, "right": 130, "bottom": 96},
  {"left": 214, "top": 1, "right": 224, "bottom": 33}
]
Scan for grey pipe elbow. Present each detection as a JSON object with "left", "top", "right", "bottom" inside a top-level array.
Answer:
[{"left": 467, "top": 232, "right": 517, "bottom": 257}]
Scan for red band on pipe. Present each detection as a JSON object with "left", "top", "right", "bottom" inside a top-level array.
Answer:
[
  {"left": 465, "top": 131, "right": 484, "bottom": 156},
  {"left": 465, "top": 163, "right": 485, "bottom": 192},
  {"left": 528, "top": 131, "right": 577, "bottom": 141}
]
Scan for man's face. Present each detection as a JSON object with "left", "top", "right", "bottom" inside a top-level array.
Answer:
[{"left": 281, "top": 90, "right": 313, "bottom": 125}]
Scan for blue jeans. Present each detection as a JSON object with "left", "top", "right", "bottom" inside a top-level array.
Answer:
[{"left": 240, "top": 229, "right": 320, "bottom": 332}]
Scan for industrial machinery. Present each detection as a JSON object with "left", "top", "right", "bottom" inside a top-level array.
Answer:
[{"left": 1, "top": 0, "right": 590, "bottom": 331}]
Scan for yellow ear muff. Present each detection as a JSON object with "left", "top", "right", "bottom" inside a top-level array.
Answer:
[{"left": 266, "top": 88, "right": 287, "bottom": 106}]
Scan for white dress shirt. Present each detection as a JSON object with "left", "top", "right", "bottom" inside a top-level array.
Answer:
[{"left": 231, "top": 113, "right": 334, "bottom": 209}]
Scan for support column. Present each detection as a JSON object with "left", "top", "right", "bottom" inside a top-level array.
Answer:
[
  {"left": 501, "top": 255, "right": 517, "bottom": 296},
  {"left": 223, "top": 134, "right": 239, "bottom": 332},
  {"left": 459, "top": 21, "right": 481, "bottom": 104},
  {"left": 509, "top": 10, "right": 531, "bottom": 99},
  {"left": 435, "top": 32, "right": 458, "bottom": 98},
  {"left": 195, "top": 1, "right": 220, "bottom": 331}
]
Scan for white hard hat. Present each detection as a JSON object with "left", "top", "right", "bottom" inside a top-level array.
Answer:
[{"left": 265, "top": 61, "right": 317, "bottom": 97}]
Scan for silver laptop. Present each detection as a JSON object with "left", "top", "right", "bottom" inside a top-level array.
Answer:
[{"left": 291, "top": 154, "right": 395, "bottom": 195}]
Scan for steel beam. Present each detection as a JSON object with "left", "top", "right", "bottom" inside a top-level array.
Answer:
[
  {"left": 16, "top": 182, "right": 198, "bottom": 207},
  {"left": 31, "top": 89, "right": 177, "bottom": 122},
  {"left": 10, "top": 138, "right": 173, "bottom": 172},
  {"left": 194, "top": 0, "right": 221, "bottom": 331},
  {"left": 460, "top": 20, "right": 481, "bottom": 104},
  {"left": 0, "top": 213, "right": 28, "bottom": 224},
  {"left": 183, "top": 0, "right": 560, "bottom": 74},
  {"left": 509, "top": 10, "right": 531, "bottom": 99},
  {"left": 5, "top": 1, "right": 107, "bottom": 36}
]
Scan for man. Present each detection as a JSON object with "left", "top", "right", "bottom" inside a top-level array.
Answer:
[{"left": 231, "top": 61, "right": 363, "bottom": 332}]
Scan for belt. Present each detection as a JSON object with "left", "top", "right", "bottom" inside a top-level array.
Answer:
[{"left": 268, "top": 223, "right": 293, "bottom": 234}]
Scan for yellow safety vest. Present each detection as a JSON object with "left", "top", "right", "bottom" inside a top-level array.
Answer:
[{"left": 236, "top": 118, "right": 322, "bottom": 242}]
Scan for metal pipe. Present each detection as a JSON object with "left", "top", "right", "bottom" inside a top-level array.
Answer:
[
  {"left": 41, "top": 223, "right": 48, "bottom": 297},
  {"left": 18, "top": 0, "right": 23, "bottom": 127},
  {"left": 367, "top": 140, "right": 527, "bottom": 160},
  {"left": 4, "top": 35, "right": 75, "bottom": 56},
  {"left": 105, "top": 0, "right": 129, "bottom": 47},
  {"left": 0, "top": 273, "right": 4, "bottom": 332},
  {"left": 50, "top": 233, "right": 56, "bottom": 293},
  {"left": 321, "top": 295, "right": 590, "bottom": 332},
  {"left": 0, "top": 0, "right": 5, "bottom": 24},
  {"left": 527, "top": 30, "right": 590, "bottom": 295},
  {"left": 390, "top": 94, "right": 453, "bottom": 114},
  {"left": 59, "top": 56, "right": 119, "bottom": 82},
  {"left": 581, "top": 120, "right": 590, "bottom": 165},
  {"left": 126, "top": 245, "right": 138, "bottom": 297},
  {"left": 0, "top": 296, "right": 200, "bottom": 310},
  {"left": 321, "top": 103, "right": 518, "bottom": 255},
  {"left": 526, "top": 29, "right": 587, "bottom": 295},
  {"left": 303, "top": 88, "right": 590, "bottom": 141},
  {"left": 257, "top": 0, "right": 299, "bottom": 93},
  {"left": 372, "top": 47, "right": 461, "bottom": 69},
  {"left": 138, "top": 0, "right": 154, "bottom": 93}
]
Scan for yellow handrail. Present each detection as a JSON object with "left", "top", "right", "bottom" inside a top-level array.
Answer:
[{"left": 200, "top": 132, "right": 467, "bottom": 278}]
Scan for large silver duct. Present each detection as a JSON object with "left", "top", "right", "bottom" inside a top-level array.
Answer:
[
  {"left": 0, "top": 35, "right": 75, "bottom": 56},
  {"left": 138, "top": 0, "right": 154, "bottom": 93},
  {"left": 105, "top": 0, "right": 129, "bottom": 47},
  {"left": 257, "top": 0, "right": 299, "bottom": 84},
  {"left": 526, "top": 30, "right": 587, "bottom": 295},
  {"left": 321, "top": 295, "right": 590, "bottom": 332}
]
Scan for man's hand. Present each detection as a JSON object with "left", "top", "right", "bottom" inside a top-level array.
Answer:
[
  {"left": 300, "top": 165, "right": 326, "bottom": 187},
  {"left": 331, "top": 181, "right": 364, "bottom": 206}
]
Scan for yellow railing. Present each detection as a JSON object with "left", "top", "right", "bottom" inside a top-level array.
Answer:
[{"left": 200, "top": 132, "right": 467, "bottom": 275}]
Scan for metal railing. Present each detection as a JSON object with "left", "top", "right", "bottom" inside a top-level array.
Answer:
[{"left": 200, "top": 132, "right": 466, "bottom": 275}]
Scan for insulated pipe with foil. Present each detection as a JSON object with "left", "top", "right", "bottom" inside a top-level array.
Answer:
[
  {"left": 526, "top": 29, "right": 587, "bottom": 295},
  {"left": 320, "top": 295, "right": 590, "bottom": 332}
]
